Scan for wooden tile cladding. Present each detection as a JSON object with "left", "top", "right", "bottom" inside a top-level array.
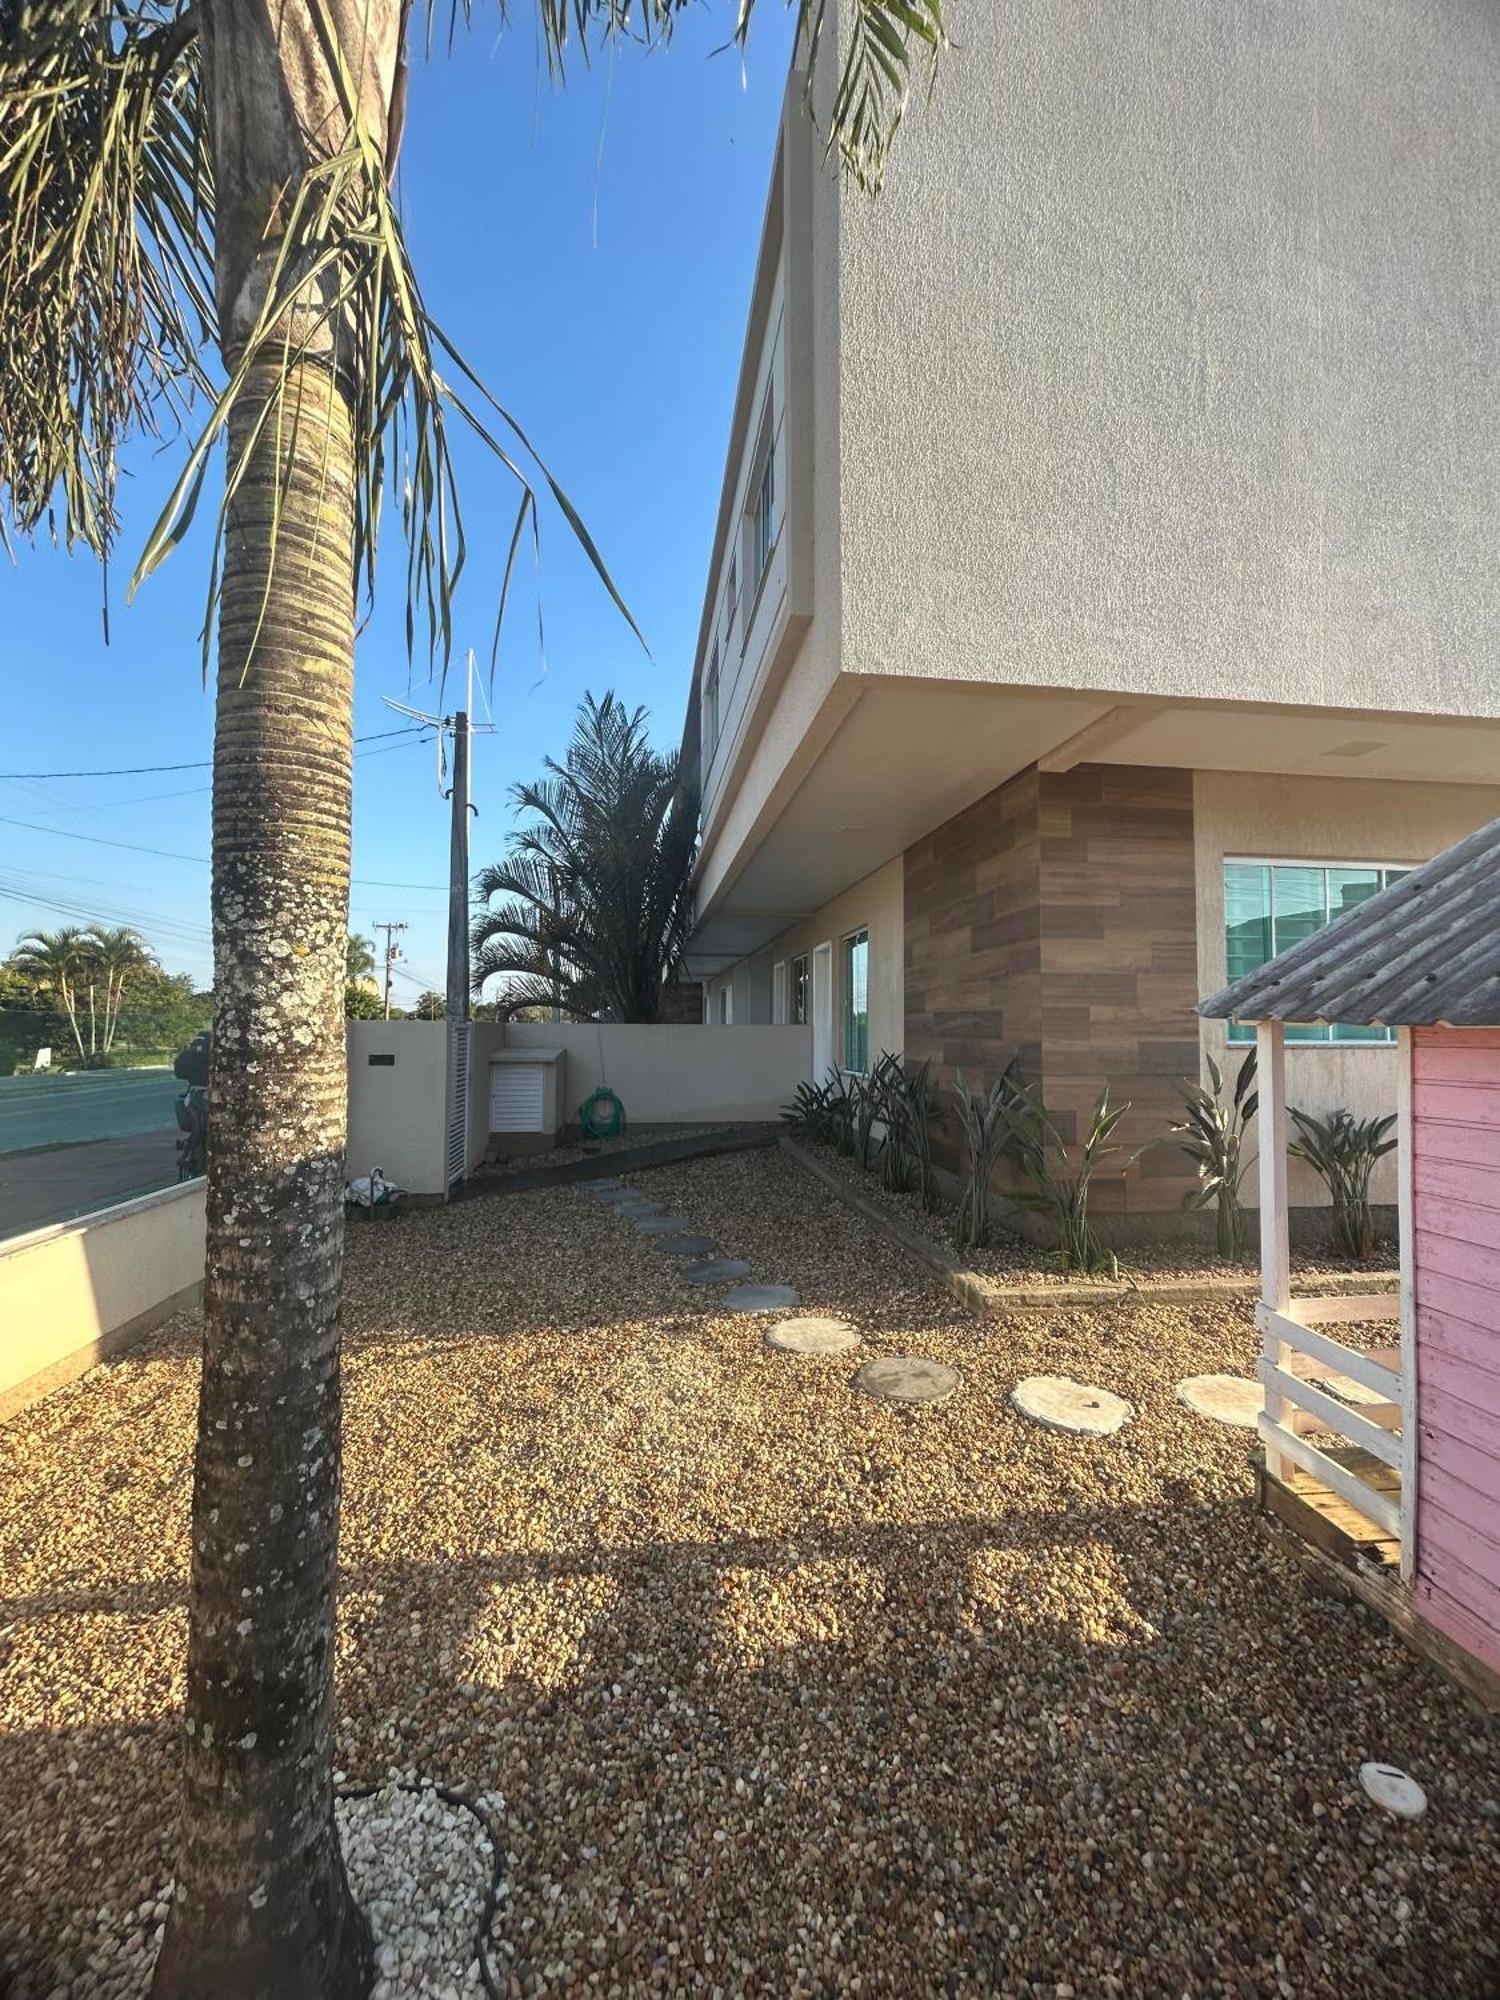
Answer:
[{"left": 904, "top": 763, "right": 1199, "bottom": 1214}]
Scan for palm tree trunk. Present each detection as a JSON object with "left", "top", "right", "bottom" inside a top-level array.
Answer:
[{"left": 151, "top": 355, "right": 372, "bottom": 2000}]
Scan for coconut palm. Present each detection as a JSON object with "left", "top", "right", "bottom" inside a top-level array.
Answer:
[
  {"left": 472, "top": 691, "right": 697, "bottom": 1022},
  {"left": 345, "top": 933, "right": 377, "bottom": 984},
  {"left": 1, "top": 3, "right": 945, "bottom": 1990}
]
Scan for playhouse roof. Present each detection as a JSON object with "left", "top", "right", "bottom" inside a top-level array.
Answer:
[{"left": 1200, "top": 815, "right": 1500, "bottom": 1029}]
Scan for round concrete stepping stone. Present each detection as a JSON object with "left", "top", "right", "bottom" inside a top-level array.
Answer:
[
  {"left": 718, "top": 1283, "right": 801, "bottom": 1314},
  {"left": 680, "top": 1258, "right": 753, "bottom": 1285},
  {"left": 612, "top": 1197, "right": 663, "bottom": 1218},
  {"left": 855, "top": 1355, "right": 960, "bottom": 1407},
  {"left": 766, "top": 1316, "right": 862, "bottom": 1356},
  {"left": 656, "top": 1234, "right": 715, "bottom": 1258},
  {"left": 1319, "top": 1369, "right": 1389, "bottom": 1408},
  {"left": 1011, "top": 1375, "right": 1132, "bottom": 1436},
  {"left": 634, "top": 1214, "right": 694, "bottom": 1236},
  {"left": 582, "top": 1180, "right": 625, "bottom": 1196},
  {"left": 1175, "top": 1373, "right": 1263, "bottom": 1429},
  {"left": 1360, "top": 1762, "right": 1427, "bottom": 1819}
]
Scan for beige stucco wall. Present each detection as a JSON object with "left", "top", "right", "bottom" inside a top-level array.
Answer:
[
  {"left": 1, "top": 1181, "right": 205, "bottom": 1420},
  {"left": 346, "top": 1019, "right": 451, "bottom": 1197},
  {"left": 836, "top": 0, "right": 1500, "bottom": 719},
  {"left": 503, "top": 1023, "right": 810, "bottom": 1125},
  {"left": 761, "top": 854, "right": 904, "bottom": 1073},
  {"left": 1195, "top": 770, "right": 1500, "bottom": 1206}
]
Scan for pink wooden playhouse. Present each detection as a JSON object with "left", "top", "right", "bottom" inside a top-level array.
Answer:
[{"left": 1201, "top": 819, "right": 1500, "bottom": 1707}]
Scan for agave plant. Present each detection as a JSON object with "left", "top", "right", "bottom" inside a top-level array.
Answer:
[
  {"left": 951, "top": 1067, "right": 1015, "bottom": 1249},
  {"left": 1172, "top": 1049, "right": 1258, "bottom": 1261},
  {"left": 1289, "top": 1105, "right": 1398, "bottom": 1261},
  {"left": 1002, "top": 1079, "right": 1139, "bottom": 1277}
]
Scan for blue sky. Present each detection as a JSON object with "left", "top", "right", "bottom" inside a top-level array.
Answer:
[{"left": 1, "top": 7, "right": 798, "bottom": 1002}]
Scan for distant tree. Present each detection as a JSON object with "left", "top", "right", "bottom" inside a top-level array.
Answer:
[
  {"left": 118, "top": 969, "right": 213, "bottom": 1055},
  {"left": 472, "top": 692, "right": 697, "bottom": 1023},
  {"left": 93, "top": 927, "right": 158, "bottom": 1053},
  {"left": 11, "top": 929, "right": 96, "bottom": 1058},
  {"left": 344, "top": 983, "right": 383, "bottom": 1020},
  {"left": 411, "top": 990, "right": 445, "bottom": 1020},
  {"left": 346, "top": 934, "right": 377, "bottom": 984}
]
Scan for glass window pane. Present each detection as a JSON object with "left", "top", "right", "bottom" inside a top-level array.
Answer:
[
  {"left": 1224, "top": 863, "right": 1271, "bottom": 982},
  {"left": 1327, "top": 867, "right": 1382, "bottom": 923},
  {"left": 843, "top": 932, "right": 869, "bottom": 1073},
  {"left": 1270, "top": 865, "right": 1328, "bottom": 956}
]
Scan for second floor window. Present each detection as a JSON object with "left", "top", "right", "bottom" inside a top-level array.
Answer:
[
  {"left": 703, "top": 645, "right": 720, "bottom": 763},
  {"left": 725, "top": 555, "right": 738, "bottom": 655},
  {"left": 790, "top": 953, "right": 809, "bottom": 1026},
  {"left": 752, "top": 445, "right": 776, "bottom": 583}
]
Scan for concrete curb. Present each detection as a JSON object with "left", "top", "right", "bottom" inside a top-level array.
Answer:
[
  {"left": 460, "top": 1124, "right": 782, "bottom": 1198},
  {"left": 778, "top": 1137, "right": 1398, "bottom": 1315}
]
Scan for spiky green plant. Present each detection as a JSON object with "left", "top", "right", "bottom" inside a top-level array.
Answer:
[
  {"left": 1172, "top": 1049, "right": 1258, "bottom": 1261},
  {"left": 1002, "top": 1079, "right": 1139, "bottom": 1278},
  {"left": 870, "top": 1050, "right": 911, "bottom": 1193},
  {"left": 1289, "top": 1105, "right": 1398, "bottom": 1261},
  {"left": 2, "top": 1, "right": 949, "bottom": 1986},
  {"left": 951, "top": 1067, "right": 1014, "bottom": 1249},
  {"left": 782, "top": 1076, "right": 834, "bottom": 1142}
]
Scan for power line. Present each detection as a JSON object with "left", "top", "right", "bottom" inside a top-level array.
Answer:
[
  {"left": 0, "top": 814, "right": 448, "bottom": 890},
  {"left": 0, "top": 725, "right": 431, "bottom": 781}
]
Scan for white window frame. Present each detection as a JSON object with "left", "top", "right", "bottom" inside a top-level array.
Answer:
[
  {"left": 703, "top": 642, "right": 720, "bottom": 765},
  {"left": 790, "top": 953, "right": 809, "bottom": 1028},
  {"left": 1223, "top": 856, "right": 1415, "bottom": 1047},
  {"left": 772, "top": 960, "right": 788, "bottom": 1026},
  {"left": 718, "top": 984, "right": 732, "bottom": 1026}
]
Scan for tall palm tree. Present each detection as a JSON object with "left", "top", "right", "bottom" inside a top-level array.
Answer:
[
  {"left": 472, "top": 691, "right": 697, "bottom": 1021},
  {"left": 345, "top": 932, "right": 377, "bottom": 984},
  {"left": 1, "top": 3, "right": 945, "bottom": 1992},
  {"left": 93, "top": 924, "right": 158, "bottom": 1051},
  {"left": 11, "top": 927, "right": 95, "bottom": 1058}
]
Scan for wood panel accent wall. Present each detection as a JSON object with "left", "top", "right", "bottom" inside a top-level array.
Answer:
[{"left": 904, "top": 763, "right": 1199, "bottom": 1216}]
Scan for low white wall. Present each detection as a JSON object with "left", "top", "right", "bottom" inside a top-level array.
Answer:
[
  {"left": 346, "top": 1020, "right": 451, "bottom": 1196},
  {"left": 1, "top": 1180, "right": 205, "bottom": 1420},
  {"left": 502, "top": 1022, "right": 811, "bottom": 1125},
  {"left": 1194, "top": 770, "right": 1500, "bottom": 1207}
]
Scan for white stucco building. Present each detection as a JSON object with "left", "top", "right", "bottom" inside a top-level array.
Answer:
[{"left": 679, "top": 4, "right": 1500, "bottom": 1230}]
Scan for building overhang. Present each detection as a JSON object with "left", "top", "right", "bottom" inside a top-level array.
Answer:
[{"left": 682, "top": 678, "right": 1500, "bottom": 977}]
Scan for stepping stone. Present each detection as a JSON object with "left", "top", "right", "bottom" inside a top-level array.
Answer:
[
  {"left": 1176, "top": 1373, "right": 1263, "bottom": 1429},
  {"left": 656, "top": 1234, "right": 715, "bottom": 1258},
  {"left": 582, "top": 1180, "right": 625, "bottom": 1196},
  {"left": 680, "top": 1258, "right": 752, "bottom": 1285},
  {"left": 634, "top": 1215, "right": 694, "bottom": 1236},
  {"left": 766, "top": 1316, "right": 862, "bottom": 1356},
  {"left": 1318, "top": 1369, "right": 1389, "bottom": 1408},
  {"left": 719, "top": 1283, "right": 801, "bottom": 1314},
  {"left": 1360, "top": 1762, "right": 1428, "bottom": 1820},
  {"left": 613, "top": 1198, "right": 663, "bottom": 1218},
  {"left": 1011, "top": 1375, "right": 1132, "bottom": 1436},
  {"left": 855, "top": 1355, "right": 960, "bottom": 1407}
]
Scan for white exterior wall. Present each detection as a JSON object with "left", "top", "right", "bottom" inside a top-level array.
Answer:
[
  {"left": 503, "top": 1023, "right": 810, "bottom": 1125},
  {"left": 1, "top": 1181, "right": 205, "bottom": 1420},
  {"left": 1195, "top": 770, "right": 1500, "bottom": 1207},
  {"left": 837, "top": 0, "right": 1500, "bottom": 719},
  {"left": 764, "top": 855, "right": 904, "bottom": 1074},
  {"left": 346, "top": 1019, "right": 451, "bottom": 1197}
]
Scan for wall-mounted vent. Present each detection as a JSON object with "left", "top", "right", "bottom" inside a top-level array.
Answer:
[{"left": 367, "top": 1052, "right": 396, "bottom": 1067}]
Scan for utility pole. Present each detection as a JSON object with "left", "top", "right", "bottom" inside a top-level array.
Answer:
[
  {"left": 375, "top": 921, "right": 407, "bottom": 1019},
  {"left": 445, "top": 708, "right": 471, "bottom": 1026}
]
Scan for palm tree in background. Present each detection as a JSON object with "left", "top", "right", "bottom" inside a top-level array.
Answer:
[
  {"left": 1, "top": 1, "right": 946, "bottom": 1990},
  {"left": 472, "top": 691, "right": 697, "bottom": 1022},
  {"left": 11, "top": 927, "right": 95, "bottom": 1058},
  {"left": 93, "top": 924, "right": 158, "bottom": 1051},
  {"left": 345, "top": 933, "right": 377, "bottom": 984}
]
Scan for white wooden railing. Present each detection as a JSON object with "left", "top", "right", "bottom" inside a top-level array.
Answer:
[{"left": 1254, "top": 1021, "right": 1415, "bottom": 1575}]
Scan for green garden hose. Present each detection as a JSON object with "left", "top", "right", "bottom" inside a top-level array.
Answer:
[{"left": 580, "top": 1085, "right": 626, "bottom": 1141}]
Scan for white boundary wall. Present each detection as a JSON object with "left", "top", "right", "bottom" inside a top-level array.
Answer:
[
  {"left": 1, "top": 1180, "right": 205, "bottom": 1421},
  {"left": 347, "top": 1019, "right": 451, "bottom": 1196},
  {"left": 471, "top": 1022, "right": 810, "bottom": 1131}
]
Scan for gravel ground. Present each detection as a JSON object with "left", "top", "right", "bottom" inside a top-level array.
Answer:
[
  {"left": 796, "top": 1137, "right": 1399, "bottom": 1289},
  {"left": 2, "top": 1148, "right": 1495, "bottom": 1998}
]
